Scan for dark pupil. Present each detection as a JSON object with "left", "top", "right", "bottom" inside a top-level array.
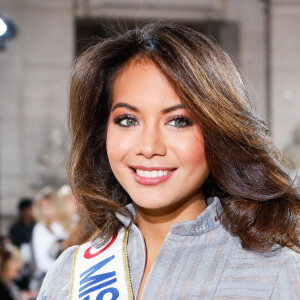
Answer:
[
  {"left": 176, "top": 119, "right": 184, "bottom": 126},
  {"left": 128, "top": 119, "right": 134, "bottom": 125}
]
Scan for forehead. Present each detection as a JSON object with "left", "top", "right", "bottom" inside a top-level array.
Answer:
[{"left": 112, "top": 59, "right": 182, "bottom": 108}]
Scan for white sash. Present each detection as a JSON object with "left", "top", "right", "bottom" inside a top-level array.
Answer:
[{"left": 70, "top": 227, "right": 133, "bottom": 300}]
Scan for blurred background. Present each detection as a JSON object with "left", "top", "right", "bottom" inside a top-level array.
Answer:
[{"left": 0, "top": 0, "right": 299, "bottom": 297}]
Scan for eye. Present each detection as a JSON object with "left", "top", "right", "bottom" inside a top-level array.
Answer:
[
  {"left": 167, "top": 116, "right": 193, "bottom": 128},
  {"left": 114, "top": 115, "right": 139, "bottom": 127}
]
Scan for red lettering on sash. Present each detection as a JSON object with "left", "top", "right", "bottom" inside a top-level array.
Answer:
[{"left": 84, "top": 232, "right": 118, "bottom": 259}]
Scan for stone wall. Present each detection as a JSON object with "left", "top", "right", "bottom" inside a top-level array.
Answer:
[
  {"left": 74, "top": 0, "right": 267, "bottom": 114},
  {"left": 0, "top": 0, "right": 73, "bottom": 233},
  {"left": 272, "top": 0, "right": 300, "bottom": 148}
]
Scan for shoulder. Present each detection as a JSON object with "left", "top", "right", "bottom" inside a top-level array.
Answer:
[
  {"left": 9, "top": 220, "right": 24, "bottom": 233},
  {"left": 33, "top": 222, "right": 47, "bottom": 233},
  {"left": 228, "top": 243, "right": 300, "bottom": 274},
  {"left": 220, "top": 244, "right": 300, "bottom": 298},
  {"left": 270, "top": 248, "right": 300, "bottom": 298},
  {"left": 37, "top": 245, "right": 79, "bottom": 300},
  {"left": 32, "top": 223, "right": 52, "bottom": 243},
  {"left": 9, "top": 221, "right": 18, "bottom": 230}
]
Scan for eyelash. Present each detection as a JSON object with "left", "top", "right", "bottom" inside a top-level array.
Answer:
[
  {"left": 167, "top": 116, "right": 193, "bottom": 128},
  {"left": 113, "top": 115, "right": 138, "bottom": 127},
  {"left": 113, "top": 115, "right": 193, "bottom": 128}
]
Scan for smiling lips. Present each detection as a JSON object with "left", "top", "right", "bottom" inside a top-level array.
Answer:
[{"left": 129, "top": 166, "right": 176, "bottom": 185}]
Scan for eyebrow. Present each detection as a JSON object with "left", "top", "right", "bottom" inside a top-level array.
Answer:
[
  {"left": 161, "top": 104, "right": 185, "bottom": 114},
  {"left": 112, "top": 103, "right": 139, "bottom": 112},
  {"left": 111, "top": 102, "right": 186, "bottom": 113}
]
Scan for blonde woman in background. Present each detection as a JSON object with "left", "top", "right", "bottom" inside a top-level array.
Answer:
[
  {"left": 55, "top": 184, "right": 84, "bottom": 252},
  {"left": 56, "top": 184, "right": 95, "bottom": 252},
  {"left": 30, "top": 186, "right": 69, "bottom": 290}
]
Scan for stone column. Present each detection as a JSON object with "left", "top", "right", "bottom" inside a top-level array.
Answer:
[{"left": 0, "top": 0, "right": 73, "bottom": 233}]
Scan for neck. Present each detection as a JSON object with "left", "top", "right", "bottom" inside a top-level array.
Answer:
[
  {"left": 22, "top": 218, "right": 33, "bottom": 226},
  {"left": 135, "top": 195, "right": 207, "bottom": 246}
]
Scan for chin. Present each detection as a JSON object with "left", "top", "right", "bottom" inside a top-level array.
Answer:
[{"left": 132, "top": 197, "right": 172, "bottom": 211}]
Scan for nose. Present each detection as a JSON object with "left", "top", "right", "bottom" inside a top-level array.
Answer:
[{"left": 136, "top": 126, "right": 167, "bottom": 159}]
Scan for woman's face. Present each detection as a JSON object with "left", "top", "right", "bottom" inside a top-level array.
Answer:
[
  {"left": 2, "top": 258, "right": 23, "bottom": 282},
  {"left": 106, "top": 60, "right": 209, "bottom": 212},
  {"left": 39, "top": 198, "right": 56, "bottom": 221}
]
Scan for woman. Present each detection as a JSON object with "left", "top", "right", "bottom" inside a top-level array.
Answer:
[
  {"left": 39, "top": 22, "right": 300, "bottom": 299},
  {"left": 0, "top": 238, "right": 36, "bottom": 300},
  {"left": 56, "top": 184, "right": 89, "bottom": 251},
  {"left": 31, "top": 187, "right": 69, "bottom": 291}
]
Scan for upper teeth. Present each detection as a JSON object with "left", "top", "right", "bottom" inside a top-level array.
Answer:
[{"left": 136, "top": 169, "right": 170, "bottom": 178}]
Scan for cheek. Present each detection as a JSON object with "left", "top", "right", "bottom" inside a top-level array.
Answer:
[
  {"left": 5, "top": 261, "right": 19, "bottom": 279},
  {"left": 106, "top": 125, "right": 117, "bottom": 163},
  {"left": 173, "top": 130, "right": 208, "bottom": 167},
  {"left": 106, "top": 123, "right": 133, "bottom": 168}
]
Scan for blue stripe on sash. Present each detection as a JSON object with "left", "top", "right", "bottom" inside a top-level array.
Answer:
[
  {"left": 80, "top": 255, "right": 115, "bottom": 288},
  {"left": 79, "top": 278, "right": 117, "bottom": 298},
  {"left": 96, "top": 287, "right": 119, "bottom": 300}
]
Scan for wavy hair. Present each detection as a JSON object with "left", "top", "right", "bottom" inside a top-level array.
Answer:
[{"left": 68, "top": 21, "right": 300, "bottom": 252}]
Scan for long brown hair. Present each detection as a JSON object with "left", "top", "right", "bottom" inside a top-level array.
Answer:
[{"left": 68, "top": 21, "right": 300, "bottom": 252}]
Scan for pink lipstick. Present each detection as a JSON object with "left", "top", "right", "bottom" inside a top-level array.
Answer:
[{"left": 129, "top": 166, "right": 176, "bottom": 185}]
